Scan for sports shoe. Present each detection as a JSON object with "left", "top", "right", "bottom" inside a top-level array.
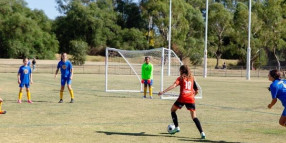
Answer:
[
  {"left": 201, "top": 132, "right": 206, "bottom": 139},
  {"left": 17, "top": 100, "right": 22, "bottom": 103},
  {"left": 0, "top": 110, "right": 6, "bottom": 114},
  {"left": 70, "top": 99, "right": 74, "bottom": 103},
  {"left": 143, "top": 96, "right": 146, "bottom": 98},
  {"left": 169, "top": 127, "right": 180, "bottom": 134},
  {"left": 150, "top": 96, "right": 153, "bottom": 99},
  {"left": 58, "top": 99, "right": 63, "bottom": 103},
  {"left": 27, "top": 100, "right": 33, "bottom": 103}
]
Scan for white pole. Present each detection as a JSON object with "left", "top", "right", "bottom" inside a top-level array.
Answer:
[
  {"left": 203, "top": 0, "right": 209, "bottom": 78},
  {"left": 160, "top": 48, "right": 165, "bottom": 99},
  {"left": 168, "top": 0, "right": 172, "bottom": 76},
  {"left": 246, "top": 0, "right": 251, "bottom": 80},
  {"left": 105, "top": 47, "right": 109, "bottom": 91}
]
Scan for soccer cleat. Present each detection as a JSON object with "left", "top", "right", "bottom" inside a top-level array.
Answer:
[
  {"left": 58, "top": 99, "right": 63, "bottom": 103},
  {"left": 0, "top": 110, "right": 6, "bottom": 114},
  {"left": 143, "top": 96, "right": 146, "bottom": 99},
  {"left": 150, "top": 96, "right": 153, "bottom": 99},
  {"left": 169, "top": 127, "right": 180, "bottom": 134},
  {"left": 17, "top": 100, "right": 22, "bottom": 104},
  {"left": 70, "top": 99, "right": 74, "bottom": 103},
  {"left": 201, "top": 132, "right": 206, "bottom": 139},
  {"left": 27, "top": 100, "right": 33, "bottom": 104}
]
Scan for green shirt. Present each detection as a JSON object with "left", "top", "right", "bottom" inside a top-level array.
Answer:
[{"left": 141, "top": 63, "right": 153, "bottom": 80}]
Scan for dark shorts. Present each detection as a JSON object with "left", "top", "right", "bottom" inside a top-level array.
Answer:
[{"left": 174, "top": 101, "right": 196, "bottom": 111}]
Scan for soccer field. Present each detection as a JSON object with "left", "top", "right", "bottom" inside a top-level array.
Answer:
[{"left": 0, "top": 73, "right": 285, "bottom": 143}]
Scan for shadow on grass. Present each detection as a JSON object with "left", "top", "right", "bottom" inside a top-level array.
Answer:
[
  {"left": 96, "top": 131, "right": 182, "bottom": 138},
  {"left": 179, "top": 138, "right": 241, "bottom": 143},
  {"left": 97, "top": 131, "right": 241, "bottom": 143}
]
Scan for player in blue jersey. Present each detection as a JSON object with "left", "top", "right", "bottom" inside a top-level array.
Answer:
[
  {"left": 55, "top": 53, "right": 74, "bottom": 103},
  {"left": 17, "top": 58, "right": 33, "bottom": 103},
  {"left": 268, "top": 69, "right": 286, "bottom": 127}
]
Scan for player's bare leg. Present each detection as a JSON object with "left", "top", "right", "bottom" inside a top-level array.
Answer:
[{"left": 279, "top": 116, "right": 286, "bottom": 127}]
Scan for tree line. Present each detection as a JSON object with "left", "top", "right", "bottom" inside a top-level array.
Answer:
[{"left": 0, "top": 0, "right": 285, "bottom": 68}]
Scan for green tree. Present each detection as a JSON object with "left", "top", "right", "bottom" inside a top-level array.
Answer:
[
  {"left": 208, "top": 3, "right": 232, "bottom": 68},
  {"left": 69, "top": 40, "right": 88, "bottom": 65},
  {"left": 141, "top": 0, "right": 204, "bottom": 62},
  {"left": 254, "top": 0, "right": 286, "bottom": 70},
  {"left": 0, "top": 0, "right": 58, "bottom": 59}
]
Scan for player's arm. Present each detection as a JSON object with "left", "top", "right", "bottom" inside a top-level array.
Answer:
[
  {"left": 268, "top": 98, "right": 277, "bottom": 109},
  {"left": 141, "top": 64, "right": 145, "bottom": 79},
  {"left": 268, "top": 84, "right": 278, "bottom": 109},
  {"left": 30, "top": 73, "right": 33, "bottom": 84},
  {"left": 17, "top": 72, "right": 21, "bottom": 84},
  {"left": 55, "top": 68, "right": 59, "bottom": 78},
  {"left": 158, "top": 83, "right": 177, "bottom": 96},
  {"left": 55, "top": 63, "right": 60, "bottom": 78},
  {"left": 70, "top": 68, "right": 73, "bottom": 79},
  {"left": 193, "top": 81, "right": 198, "bottom": 95},
  {"left": 141, "top": 64, "right": 145, "bottom": 83}
]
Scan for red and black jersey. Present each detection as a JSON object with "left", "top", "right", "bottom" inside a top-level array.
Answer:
[{"left": 174, "top": 76, "right": 198, "bottom": 103}]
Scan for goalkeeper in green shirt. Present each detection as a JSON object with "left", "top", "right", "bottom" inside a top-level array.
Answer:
[{"left": 141, "top": 56, "right": 153, "bottom": 99}]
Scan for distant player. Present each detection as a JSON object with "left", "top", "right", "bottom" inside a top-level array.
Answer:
[
  {"left": 267, "top": 69, "right": 286, "bottom": 127},
  {"left": 158, "top": 65, "right": 206, "bottom": 139},
  {"left": 0, "top": 89, "right": 6, "bottom": 114},
  {"left": 17, "top": 58, "right": 33, "bottom": 103},
  {"left": 55, "top": 53, "right": 74, "bottom": 103},
  {"left": 141, "top": 56, "right": 153, "bottom": 99},
  {"left": 32, "top": 58, "right": 36, "bottom": 71},
  {"left": 0, "top": 97, "right": 6, "bottom": 114}
]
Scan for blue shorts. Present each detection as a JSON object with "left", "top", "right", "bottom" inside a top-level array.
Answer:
[
  {"left": 282, "top": 108, "right": 286, "bottom": 116},
  {"left": 143, "top": 79, "right": 153, "bottom": 86},
  {"left": 61, "top": 77, "right": 72, "bottom": 86},
  {"left": 19, "top": 82, "right": 30, "bottom": 88}
]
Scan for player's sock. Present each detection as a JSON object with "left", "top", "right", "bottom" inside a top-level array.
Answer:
[
  {"left": 18, "top": 92, "right": 23, "bottom": 100},
  {"left": 0, "top": 102, "right": 2, "bottom": 111},
  {"left": 149, "top": 86, "right": 152, "bottom": 98},
  {"left": 69, "top": 89, "right": 74, "bottom": 99},
  {"left": 171, "top": 112, "right": 178, "bottom": 127},
  {"left": 193, "top": 118, "right": 203, "bottom": 133},
  {"left": 144, "top": 86, "right": 147, "bottom": 97},
  {"left": 60, "top": 91, "right": 63, "bottom": 99},
  {"left": 27, "top": 91, "right": 31, "bottom": 101}
]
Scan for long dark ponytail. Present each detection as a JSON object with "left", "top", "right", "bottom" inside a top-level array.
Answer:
[{"left": 269, "top": 69, "right": 281, "bottom": 80}]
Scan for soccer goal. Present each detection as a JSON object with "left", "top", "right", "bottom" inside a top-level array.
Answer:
[{"left": 105, "top": 47, "right": 202, "bottom": 99}]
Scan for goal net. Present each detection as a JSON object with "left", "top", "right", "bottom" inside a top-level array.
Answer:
[{"left": 105, "top": 47, "right": 202, "bottom": 99}]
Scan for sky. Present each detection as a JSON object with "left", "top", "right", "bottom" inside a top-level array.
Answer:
[{"left": 25, "top": 0, "right": 61, "bottom": 20}]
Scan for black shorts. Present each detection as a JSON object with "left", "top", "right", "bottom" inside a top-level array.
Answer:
[{"left": 174, "top": 101, "right": 196, "bottom": 111}]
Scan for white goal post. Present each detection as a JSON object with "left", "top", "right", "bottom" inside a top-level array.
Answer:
[{"left": 105, "top": 47, "right": 202, "bottom": 99}]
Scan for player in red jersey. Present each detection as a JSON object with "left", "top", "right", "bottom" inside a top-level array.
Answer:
[{"left": 158, "top": 65, "right": 205, "bottom": 139}]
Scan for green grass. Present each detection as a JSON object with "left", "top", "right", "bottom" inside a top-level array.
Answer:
[{"left": 0, "top": 73, "right": 285, "bottom": 143}]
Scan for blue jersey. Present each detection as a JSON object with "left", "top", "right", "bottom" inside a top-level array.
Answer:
[
  {"left": 270, "top": 79, "right": 286, "bottom": 107},
  {"left": 18, "top": 65, "right": 32, "bottom": 84},
  {"left": 57, "top": 60, "right": 73, "bottom": 78}
]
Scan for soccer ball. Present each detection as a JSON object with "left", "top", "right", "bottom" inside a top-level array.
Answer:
[{"left": 167, "top": 124, "right": 175, "bottom": 133}]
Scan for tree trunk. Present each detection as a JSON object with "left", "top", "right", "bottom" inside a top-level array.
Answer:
[{"left": 273, "top": 48, "right": 281, "bottom": 71}]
